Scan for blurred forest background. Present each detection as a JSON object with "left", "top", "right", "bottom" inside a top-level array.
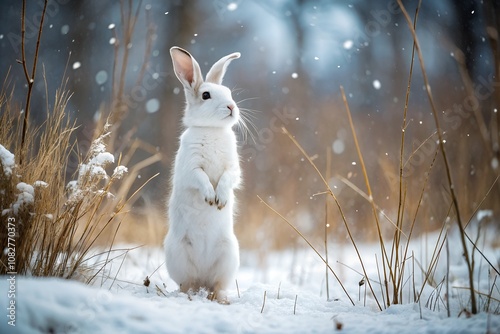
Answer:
[{"left": 0, "top": 0, "right": 499, "bottom": 250}]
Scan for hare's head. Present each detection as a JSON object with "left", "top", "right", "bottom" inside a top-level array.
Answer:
[{"left": 170, "top": 47, "right": 240, "bottom": 128}]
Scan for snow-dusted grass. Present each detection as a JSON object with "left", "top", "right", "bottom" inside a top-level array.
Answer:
[
  {"left": 1, "top": 2, "right": 499, "bottom": 333},
  {"left": 1, "top": 231, "right": 498, "bottom": 333},
  {"left": 0, "top": 144, "right": 15, "bottom": 176},
  {"left": 0, "top": 110, "right": 131, "bottom": 278},
  {"left": 0, "top": 0, "right": 156, "bottom": 280}
]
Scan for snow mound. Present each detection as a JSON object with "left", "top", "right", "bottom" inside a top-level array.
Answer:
[
  {"left": 2, "top": 182, "right": 35, "bottom": 215},
  {"left": 0, "top": 144, "right": 15, "bottom": 176},
  {"left": 1, "top": 243, "right": 498, "bottom": 334},
  {"left": 0, "top": 276, "right": 498, "bottom": 334}
]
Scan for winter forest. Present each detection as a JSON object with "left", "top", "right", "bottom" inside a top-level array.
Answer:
[{"left": 0, "top": 1, "right": 499, "bottom": 333}]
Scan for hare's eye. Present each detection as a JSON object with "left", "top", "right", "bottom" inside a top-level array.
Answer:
[{"left": 202, "top": 91, "right": 211, "bottom": 100}]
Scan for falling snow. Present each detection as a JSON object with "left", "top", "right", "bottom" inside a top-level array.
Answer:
[
  {"left": 60, "top": 25, "right": 69, "bottom": 35},
  {"left": 343, "top": 40, "right": 353, "bottom": 50},
  {"left": 332, "top": 139, "right": 345, "bottom": 154},
  {"left": 95, "top": 70, "right": 108, "bottom": 85},
  {"left": 146, "top": 98, "right": 160, "bottom": 113},
  {"left": 227, "top": 2, "right": 238, "bottom": 11}
]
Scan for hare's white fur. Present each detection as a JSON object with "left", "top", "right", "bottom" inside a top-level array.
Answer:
[{"left": 164, "top": 47, "right": 241, "bottom": 299}]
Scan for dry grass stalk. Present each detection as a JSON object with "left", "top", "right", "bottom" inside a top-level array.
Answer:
[
  {"left": 280, "top": 124, "right": 383, "bottom": 309},
  {"left": 340, "top": 85, "right": 391, "bottom": 306},
  {"left": 294, "top": 294, "right": 298, "bottom": 315},
  {"left": 19, "top": 0, "right": 48, "bottom": 165},
  {"left": 261, "top": 290, "right": 267, "bottom": 313},
  {"left": 257, "top": 195, "right": 355, "bottom": 306},
  {"left": 397, "top": 0, "right": 477, "bottom": 314},
  {"left": 0, "top": 1, "right": 160, "bottom": 282},
  {"left": 391, "top": 1, "right": 421, "bottom": 305},
  {"left": 324, "top": 147, "right": 331, "bottom": 301}
]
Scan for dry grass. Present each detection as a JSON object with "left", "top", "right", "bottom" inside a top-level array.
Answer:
[
  {"left": 2, "top": 1, "right": 496, "bottom": 318},
  {"left": 0, "top": 78, "right": 125, "bottom": 278},
  {"left": 256, "top": 1, "right": 499, "bottom": 315},
  {"left": 0, "top": 0, "right": 161, "bottom": 281}
]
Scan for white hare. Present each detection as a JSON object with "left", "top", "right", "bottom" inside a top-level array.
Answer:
[{"left": 164, "top": 47, "right": 241, "bottom": 301}]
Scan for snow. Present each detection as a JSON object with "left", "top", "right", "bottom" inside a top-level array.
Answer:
[
  {"left": 0, "top": 144, "right": 15, "bottom": 176},
  {"left": 373, "top": 79, "right": 381, "bottom": 90},
  {"left": 76, "top": 151, "right": 114, "bottom": 181},
  {"left": 90, "top": 152, "right": 114, "bottom": 165},
  {"left": 60, "top": 25, "right": 69, "bottom": 35},
  {"left": 227, "top": 2, "right": 238, "bottom": 12},
  {"left": 343, "top": 40, "right": 353, "bottom": 50},
  {"left": 492, "top": 157, "right": 499, "bottom": 170},
  {"left": 2, "top": 182, "right": 35, "bottom": 215},
  {"left": 65, "top": 130, "right": 124, "bottom": 204},
  {"left": 332, "top": 139, "right": 345, "bottom": 154},
  {"left": 112, "top": 165, "right": 128, "bottom": 179},
  {"left": 33, "top": 181, "right": 48, "bottom": 188},
  {"left": 1, "top": 230, "right": 498, "bottom": 333},
  {"left": 146, "top": 98, "right": 160, "bottom": 113},
  {"left": 95, "top": 70, "right": 108, "bottom": 85},
  {"left": 476, "top": 210, "right": 493, "bottom": 222},
  {"left": 79, "top": 164, "right": 107, "bottom": 179}
]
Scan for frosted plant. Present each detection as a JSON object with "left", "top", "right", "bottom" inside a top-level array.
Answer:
[
  {"left": 0, "top": 146, "right": 37, "bottom": 216},
  {"left": 66, "top": 126, "right": 127, "bottom": 204},
  {"left": 1, "top": 182, "right": 35, "bottom": 216},
  {"left": 0, "top": 144, "right": 16, "bottom": 177}
]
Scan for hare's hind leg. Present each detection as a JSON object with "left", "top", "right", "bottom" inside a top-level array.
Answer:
[
  {"left": 165, "top": 235, "right": 197, "bottom": 293},
  {"left": 207, "top": 282, "right": 230, "bottom": 304},
  {"left": 207, "top": 236, "right": 239, "bottom": 302}
]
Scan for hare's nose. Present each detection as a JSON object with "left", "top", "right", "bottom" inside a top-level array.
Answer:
[{"left": 227, "top": 104, "right": 235, "bottom": 112}]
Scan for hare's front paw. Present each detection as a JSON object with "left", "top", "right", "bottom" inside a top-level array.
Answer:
[
  {"left": 202, "top": 184, "right": 217, "bottom": 206},
  {"left": 215, "top": 184, "right": 230, "bottom": 210}
]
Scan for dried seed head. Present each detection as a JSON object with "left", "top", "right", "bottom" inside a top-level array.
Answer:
[
  {"left": 359, "top": 277, "right": 365, "bottom": 286},
  {"left": 143, "top": 276, "right": 150, "bottom": 287},
  {"left": 336, "top": 321, "right": 343, "bottom": 331}
]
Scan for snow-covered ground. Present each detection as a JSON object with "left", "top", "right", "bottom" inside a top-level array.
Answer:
[{"left": 1, "top": 230, "right": 499, "bottom": 333}]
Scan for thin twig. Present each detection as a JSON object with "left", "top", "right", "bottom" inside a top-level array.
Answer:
[
  {"left": 279, "top": 126, "right": 380, "bottom": 309},
  {"left": 20, "top": 0, "right": 30, "bottom": 82},
  {"left": 324, "top": 147, "right": 331, "bottom": 301},
  {"left": 396, "top": 147, "right": 439, "bottom": 296},
  {"left": 148, "top": 261, "right": 166, "bottom": 279},
  {"left": 294, "top": 295, "right": 298, "bottom": 315},
  {"left": 397, "top": 0, "right": 477, "bottom": 314},
  {"left": 452, "top": 286, "right": 500, "bottom": 303},
  {"left": 446, "top": 224, "right": 451, "bottom": 317},
  {"left": 336, "top": 174, "right": 404, "bottom": 237},
  {"left": 340, "top": 86, "right": 390, "bottom": 307},
  {"left": 258, "top": 195, "right": 355, "bottom": 306},
  {"left": 19, "top": 0, "right": 49, "bottom": 165},
  {"left": 392, "top": 0, "right": 421, "bottom": 305},
  {"left": 261, "top": 290, "right": 267, "bottom": 313}
]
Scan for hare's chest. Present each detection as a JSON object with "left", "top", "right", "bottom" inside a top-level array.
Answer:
[{"left": 195, "top": 138, "right": 231, "bottom": 182}]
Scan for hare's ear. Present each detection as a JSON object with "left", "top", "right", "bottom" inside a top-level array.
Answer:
[
  {"left": 206, "top": 52, "right": 240, "bottom": 84},
  {"left": 170, "top": 47, "right": 203, "bottom": 91}
]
